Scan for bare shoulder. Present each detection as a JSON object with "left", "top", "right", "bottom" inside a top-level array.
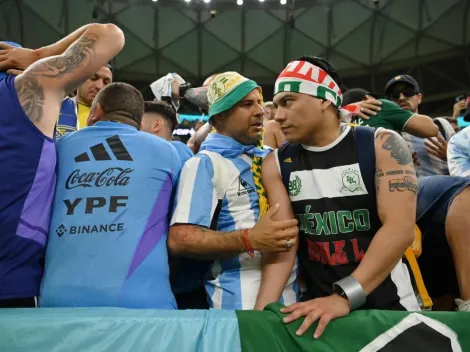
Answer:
[{"left": 265, "top": 119, "right": 281, "bottom": 133}]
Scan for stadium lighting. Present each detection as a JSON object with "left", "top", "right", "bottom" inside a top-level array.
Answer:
[
  {"left": 185, "top": 0, "right": 191, "bottom": 3},
  {"left": 237, "top": 0, "right": 243, "bottom": 5},
  {"left": 259, "top": 0, "right": 265, "bottom": 2},
  {"left": 280, "top": 0, "right": 287, "bottom": 4},
  {"left": 204, "top": 0, "right": 210, "bottom": 3}
]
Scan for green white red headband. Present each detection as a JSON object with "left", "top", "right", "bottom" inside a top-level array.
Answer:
[{"left": 274, "top": 60, "right": 343, "bottom": 108}]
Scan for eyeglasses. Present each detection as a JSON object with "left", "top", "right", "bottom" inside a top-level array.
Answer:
[{"left": 387, "top": 87, "right": 418, "bottom": 101}]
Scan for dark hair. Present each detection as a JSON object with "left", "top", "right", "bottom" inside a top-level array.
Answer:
[
  {"left": 144, "top": 100, "right": 178, "bottom": 132},
  {"left": 295, "top": 55, "right": 346, "bottom": 93},
  {"left": 93, "top": 82, "right": 144, "bottom": 126}
]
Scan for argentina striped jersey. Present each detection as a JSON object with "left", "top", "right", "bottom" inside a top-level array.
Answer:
[{"left": 171, "top": 136, "right": 298, "bottom": 310}]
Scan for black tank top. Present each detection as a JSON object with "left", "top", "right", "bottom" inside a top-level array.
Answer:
[{"left": 277, "top": 125, "right": 412, "bottom": 310}]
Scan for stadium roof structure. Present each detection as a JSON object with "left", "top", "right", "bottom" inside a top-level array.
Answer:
[{"left": 1, "top": 0, "right": 469, "bottom": 113}]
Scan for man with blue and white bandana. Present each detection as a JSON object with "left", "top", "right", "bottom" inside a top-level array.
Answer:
[{"left": 169, "top": 72, "right": 299, "bottom": 310}]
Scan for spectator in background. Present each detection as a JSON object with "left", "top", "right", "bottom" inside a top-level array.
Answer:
[
  {"left": 444, "top": 116, "right": 460, "bottom": 134},
  {"left": 263, "top": 101, "right": 277, "bottom": 122},
  {"left": 0, "top": 24, "right": 124, "bottom": 308},
  {"left": 452, "top": 94, "right": 468, "bottom": 130},
  {"left": 341, "top": 88, "right": 438, "bottom": 137},
  {"left": 263, "top": 101, "right": 286, "bottom": 149},
  {"left": 385, "top": 75, "right": 452, "bottom": 177},
  {"left": 40, "top": 83, "right": 180, "bottom": 309},
  {"left": 141, "top": 101, "right": 194, "bottom": 165},
  {"left": 448, "top": 104, "right": 470, "bottom": 177},
  {"left": 56, "top": 64, "right": 113, "bottom": 137},
  {"left": 264, "top": 118, "right": 286, "bottom": 149}
]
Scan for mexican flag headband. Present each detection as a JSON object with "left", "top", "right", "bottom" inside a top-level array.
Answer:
[{"left": 274, "top": 60, "right": 343, "bottom": 108}]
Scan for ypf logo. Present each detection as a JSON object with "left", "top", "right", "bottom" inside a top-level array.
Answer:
[{"left": 56, "top": 224, "right": 67, "bottom": 237}]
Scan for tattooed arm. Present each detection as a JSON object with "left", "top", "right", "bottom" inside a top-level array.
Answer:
[
  {"left": 169, "top": 210, "right": 298, "bottom": 260},
  {"left": 183, "top": 86, "right": 209, "bottom": 113},
  {"left": 0, "top": 24, "right": 95, "bottom": 72},
  {"left": 168, "top": 225, "right": 245, "bottom": 260},
  {"left": 351, "top": 130, "right": 417, "bottom": 295},
  {"left": 14, "top": 23, "right": 124, "bottom": 138}
]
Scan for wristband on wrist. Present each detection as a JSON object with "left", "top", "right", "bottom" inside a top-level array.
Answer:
[
  {"left": 332, "top": 275, "right": 366, "bottom": 310},
  {"left": 242, "top": 229, "right": 254, "bottom": 258}
]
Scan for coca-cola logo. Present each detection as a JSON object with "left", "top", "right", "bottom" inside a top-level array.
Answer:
[{"left": 65, "top": 167, "right": 134, "bottom": 190}]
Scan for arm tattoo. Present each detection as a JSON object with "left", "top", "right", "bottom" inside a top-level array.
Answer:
[
  {"left": 389, "top": 177, "right": 418, "bottom": 194},
  {"left": 14, "top": 75, "right": 45, "bottom": 123},
  {"left": 28, "top": 36, "right": 96, "bottom": 80},
  {"left": 376, "top": 168, "right": 417, "bottom": 194},
  {"left": 381, "top": 133, "right": 413, "bottom": 165},
  {"left": 15, "top": 35, "right": 97, "bottom": 123},
  {"left": 184, "top": 87, "right": 209, "bottom": 112}
]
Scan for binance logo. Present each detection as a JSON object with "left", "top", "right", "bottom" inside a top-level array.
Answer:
[{"left": 56, "top": 224, "right": 67, "bottom": 237}]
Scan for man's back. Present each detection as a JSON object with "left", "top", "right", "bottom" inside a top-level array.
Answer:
[
  {"left": 0, "top": 75, "right": 56, "bottom": 301},
  {"left": 40, "top": 121, "right": 181, "bottom": 309}
]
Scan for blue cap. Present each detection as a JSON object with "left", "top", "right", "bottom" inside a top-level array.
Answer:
[{"left": 0, "top": 41, "right": 22, "bottom": 81}]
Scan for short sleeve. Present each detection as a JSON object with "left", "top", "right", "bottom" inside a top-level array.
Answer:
[
  {"left": 380, "top": 99, "right": 415, "bottom": 131},
  {"left": 170, "top": 154, "right": 219, "bottom": 228},
  {"left": 448, "top": 131, "right": 470, "bottom": 177}
]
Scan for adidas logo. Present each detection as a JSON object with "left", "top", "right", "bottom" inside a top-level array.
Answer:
[
  {"left": 284, "top": 157, "right": 292, "bottom": 163},
  {"left": 74, "top": 135, "right": 133, "bottom": 162},
  {"left": 238, "top": 178, "right": 255, "bottom": 196}
]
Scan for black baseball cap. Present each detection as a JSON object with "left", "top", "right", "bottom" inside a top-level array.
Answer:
[
  {"left": 341, "top": 88, "right": 382, "bottom": 107},
  {"left": 385, "top": 75, "right": 421, "bottom": 95}
]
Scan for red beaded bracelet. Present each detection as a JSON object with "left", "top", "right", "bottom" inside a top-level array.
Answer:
[{"left": 243, "top": 229, "right": 254, "bottom": 258}]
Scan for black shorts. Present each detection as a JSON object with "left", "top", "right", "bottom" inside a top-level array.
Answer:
[
  {"left": 0, "top": 297, "right": 37, "bottom": 308},
  {"left": 416, "top": 175, "right": 470, "bottom": 298}
]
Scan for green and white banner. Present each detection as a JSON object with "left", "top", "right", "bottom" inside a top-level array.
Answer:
[{"left": 0, "top": 303, "right": 467, "bottom": 351}]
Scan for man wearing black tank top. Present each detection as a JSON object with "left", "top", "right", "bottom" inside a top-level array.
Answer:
[{"left": 255, "top": 56, "right": 420, "bottom": 339}]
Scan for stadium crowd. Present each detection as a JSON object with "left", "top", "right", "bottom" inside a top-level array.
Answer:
[{"left": 1, "top": 22, "right": 470, "bottom": 339}]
